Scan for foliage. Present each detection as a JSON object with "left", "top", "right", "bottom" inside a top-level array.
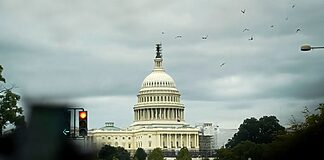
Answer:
[
  {"left": 176, "top": 147, "right": 191, "bottom": 160},
  {"left": 115, "top": 147, "right": 131, "bottom": 160},
  {"left": 231, "top": 141, "right": 263, "bottom": 160},
  {"left": 215, "top": 147, "right": 235, "bottom": 160},
  {"left": 98, "top": 145, "right": 130, "bottom": 160},
  {"left": 0, "top": 65, "right": 24, "bottom": 135},
  {"left": 226, "top": 116, "right": 285, "bottom": 148},
  {"left": 0, "top": 65, "right": 5, "bottom": 83},
  {"left": 98, "top": 145, "right": 117, "bottom": 160},
  {"left": 148, "top": 148, "right": 164, "bottom": 160},
  {"left": 263, "top": 104, "right": 324, "bottom": 160},
  {"left": 134, "top": 148, "right": 147, "bottom": 160},
  {"left": 216, "top": 105, "right": 324, "bottom": 160}
]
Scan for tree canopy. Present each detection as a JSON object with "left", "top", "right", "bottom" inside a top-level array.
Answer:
[
  {"left": 0, "top": 65, "right": 24, "bottom": 135},
  {"left": 134, "top": 148, "right": 147, "bottom": 160},
  {"left": 226, "top": 116, "right": 285, "bottom": 148},
  {"left": 216, "top": 105, "right": 324, "bottom": 160},
  {"left": 148, "top": 148, "right": 164, "bottom": 160},
  {"left": 176, "top": 147, "right": 192, "bottom": 160},
  {"left": 98, "top": 145, "right": 130, "bottom": 160}
]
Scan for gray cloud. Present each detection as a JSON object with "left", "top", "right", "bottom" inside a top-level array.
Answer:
[{"left": 1, "top": 0, "right": 324, "bottom": 129}]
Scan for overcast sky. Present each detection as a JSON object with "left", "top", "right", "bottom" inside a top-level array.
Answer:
[{"left": 1, "top": 0, "right": 324, "bottom": 129}]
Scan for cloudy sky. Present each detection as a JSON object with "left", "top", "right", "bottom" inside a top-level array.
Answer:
[{"left": 1, "top": 0, "right": 324, "bottom": 129}]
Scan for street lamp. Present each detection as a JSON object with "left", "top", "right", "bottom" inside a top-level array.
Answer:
[{"left": 300, "top": 44, "right": 324, "bottom": 51}]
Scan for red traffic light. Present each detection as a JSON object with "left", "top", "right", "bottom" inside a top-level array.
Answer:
[{"left": 79, "top": 111, "right": 87, "bottom": 119}]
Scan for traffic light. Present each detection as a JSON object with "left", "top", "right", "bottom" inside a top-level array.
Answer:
[{"left": 79, "top": 111, "right": 88, "bottom": 137}]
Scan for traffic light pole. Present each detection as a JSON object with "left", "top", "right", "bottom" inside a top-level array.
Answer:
[{"left": 67, "top": 108, "right": 84, "bottom": 139}]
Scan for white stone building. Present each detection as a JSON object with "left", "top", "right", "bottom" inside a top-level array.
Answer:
[
  {"left": 196, "top": 122, "right": 219, "bottom": 150},
  {"left": 88, "top": 44, "right": 199, "bottom": 154}
]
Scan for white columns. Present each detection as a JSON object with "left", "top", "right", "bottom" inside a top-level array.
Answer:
[
  {"left": 167, "top": 134, "right": 169, "bottom": 148},
  {"left": 180, "top": 134, "right": 183, "bottom": 147},
  {"left": 187, "top": 134, "right": 189, "bottom": 147}
]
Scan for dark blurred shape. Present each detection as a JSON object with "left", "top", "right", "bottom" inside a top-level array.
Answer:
[
  {"left": 79, "top": 111, "right": 88, "bottom": 137},
  {"left": 63, "top": 110, "right": 71, "bottom": 137},
  {"left": 0, "top": 103, "right": 95, "bottom": 160}
]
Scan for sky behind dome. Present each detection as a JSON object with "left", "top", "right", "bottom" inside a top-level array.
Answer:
[{"left": 1, "top": 0, "right": 324, "bottom": 129}]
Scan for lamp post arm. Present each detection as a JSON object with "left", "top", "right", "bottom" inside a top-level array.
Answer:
[{"left": 311, "top": 47, "right": 324, "bottom": 49}]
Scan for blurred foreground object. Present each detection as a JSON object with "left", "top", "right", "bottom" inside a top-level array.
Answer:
[{"left": 0, "top": 103, "right": 94, "bottom": 160}]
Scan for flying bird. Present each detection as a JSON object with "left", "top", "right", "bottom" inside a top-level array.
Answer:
[
  {"left": 162, "top": 31, "right": 165, "bottom": 34},
  {"left": 175, "top": 35, "right": 182, "bottom": 39},
  {"left": 241, "top": 9, "right": 246, "bottom": 14},
  {"left": 296, "top": 28, "right": 301, "bottom": 33},
  {"left": 292, "top": 4, "right": 295, "bottom": 8},
  {"left": 243, "top": 28, "right": 250, "bottom": 32},
  {"left": 270, "top": 25, "right": 274, "bottom": 28},
  {"left": 285, "top": 17, "right": 289, "bottom": 21},
  {"left": 202, "top": 35, "right": 208, "bottom": 39},
  {"left": 220, "top": 63, "right": 226, "bottom": 67},
  {"left": 248, "top": 36, "right": 253, "bottom": 40}
]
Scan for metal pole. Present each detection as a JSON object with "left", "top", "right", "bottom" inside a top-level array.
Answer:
[
  {"left": 312, "top": 47, "right": 324, "bottom": 49},
  {"left": 74, "top": 109, "right": 76, "bottom": 139}
]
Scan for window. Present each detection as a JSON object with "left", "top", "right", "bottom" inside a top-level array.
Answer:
[
  {"left": 128, "top": 143, "right": 131, "bottom": 148},
  {"left": 149, "top": 141, "right": 152, "bottom": 147},
  {"left": 108, "top": 137, "right": 111, "bottom": 140},
  {"left": 128, "top": 137, "right": 131, "bottom": 140}
]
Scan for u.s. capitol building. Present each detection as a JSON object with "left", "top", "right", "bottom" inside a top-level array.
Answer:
[{"left": 88, "top": 44, "right": 200, "bottom": 153}]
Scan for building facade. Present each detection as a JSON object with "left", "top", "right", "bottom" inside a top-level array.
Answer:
[{"left": 88, "top": 44, "right": 199, "bottom": 154}]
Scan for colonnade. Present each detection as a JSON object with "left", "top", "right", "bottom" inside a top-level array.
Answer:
[
  {"left": 158, "top": 133, "right": 198, "bottom": 148},
  {"left": 134, "top": 108, "right": 184, "bottom": 121}
]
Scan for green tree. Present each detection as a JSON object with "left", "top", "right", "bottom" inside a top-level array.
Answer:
[
  {"left": 263, "top": 104, "right": 324, "bottom": 160},
  {"left": 231, "top": 141, "right": 263, "bottom": 160},
  {"left": 114, "top": 147, "right": 130, "bottom": 160},
  {"left": 148, "top": 148, "right": 164, "bottom": 160},
  {"left": 98, "top": 145, "right": 130, "bottom": 160},
  {"left": 134, "top": 148, "right": 147, "bottom": 160},
  {"left": 226, "top": 116, "right": 284, "bottom": 148},
  {"left": 215, "top": 147, "right": 235, "bottom": 160},
  {"left": 176, "top": 147, "right": 191, "bottom": 160},
  {"left": 0, "top": 65, "right": 24, "bottom": 135},
  {"left": 98, "top": 145, "right": 117, "bottom": 160}
]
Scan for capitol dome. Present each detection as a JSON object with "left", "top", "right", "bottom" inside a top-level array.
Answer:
[
  {"left": 141, "top": 69, "right": 176, "bottom": 89},
  {"left": 132, "top": 44, "right": 185, "bottom": 128}
]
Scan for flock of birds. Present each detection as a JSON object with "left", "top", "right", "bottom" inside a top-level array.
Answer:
[
  {"left": 241, "top": 3, "right": 301, "bottom": 41},
  {"left": 160, "top": 3, "right": 302, "bottom": 68}
]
